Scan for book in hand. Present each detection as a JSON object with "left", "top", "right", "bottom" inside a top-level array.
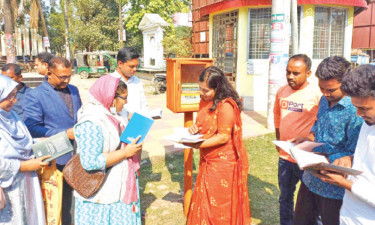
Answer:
[
  {"left": 32, "top": 132, "right": 74, "bottom": 162},
  {"left": 272, "top": 140, "right": 323, "bottom": 156},
  {"left": 290, "top": 147, "right": 362, "bottom": 176},
  {"left": 120, "top": 112, "right": 154, "bottom": 144},
  {"left": 273, "top": 140, "right": 362, "bottom": 176},
  {"left": 163, "top": 128, "right": 204, "bottom": 149}
]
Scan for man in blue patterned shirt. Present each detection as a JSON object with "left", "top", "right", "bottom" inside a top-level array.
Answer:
[{"left": 293, "top": 56, "right": 363, "bottom": 225}]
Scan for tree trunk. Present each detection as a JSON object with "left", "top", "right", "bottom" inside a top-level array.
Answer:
[
  {"left": 36, "top": 0, "right": 50, "bottom": 51},
  {"left": 119, "top": 1, "right": 124, "bottom": 47},
  {"left": 3, "top": 0, "right": 16, "bottom": 63},
  {"left": 64, "top": 0, "right": 70, "bottom": 60}
]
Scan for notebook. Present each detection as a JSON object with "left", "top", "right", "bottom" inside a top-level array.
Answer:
[{"left": 120, "top": 112, "right": 154, "bottom": 144}]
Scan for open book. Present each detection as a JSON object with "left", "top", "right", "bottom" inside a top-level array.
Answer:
[
  {"left": 120, "top": 112, "right": 154, "bottom": 144},
  {"left": 273, "top": 141, "right": 362, "bottom": 176},
  {"left": 32, "top": 132, "right": 74, "bottom": 162},
  {"left": 147, "top": 107, "right": 163, "bottom": 120},
  {"left": 163, "top": 128, "right": 204, "bottom": 148}
]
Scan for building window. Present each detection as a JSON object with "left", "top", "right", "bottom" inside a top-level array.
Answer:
[
  {"left": 313, "top": 7, "right": 346, "bottom": 59},
  {"left": 212, "top": 10, "right": 238, "bottom": 84},
  {"left": 248, "top": 8, "right": 271, "bottom": 59}
]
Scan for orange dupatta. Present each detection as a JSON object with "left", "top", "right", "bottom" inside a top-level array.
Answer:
[{"left": 187, "top": 98, "right": 251, "bottom": 225}]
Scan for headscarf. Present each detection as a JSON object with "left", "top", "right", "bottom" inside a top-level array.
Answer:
[
  {"left": 88, "top": 74, "right": 121, "bottom": 129},
  {"left": 76, "top": 74, "right": 139, "bottom": 204},
  {"left": 89, "top": 75, "right": 119, "bottom": 110},
  {"left": 0, "top": 74, "right": 18, "bottom": 101},
  {"left": 0, "top": 75, "right": 33, "bottom": 187}
]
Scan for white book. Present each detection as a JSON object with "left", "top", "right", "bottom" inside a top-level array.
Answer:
[
  {"left": 273, "top": 140, "right": 362, "bottom": 176},
  {"left": 147, "top": 107, "right": 163, "bottom": 120},
  {"left": 163, "top": 128, "right": 204, "bottom": 149}
]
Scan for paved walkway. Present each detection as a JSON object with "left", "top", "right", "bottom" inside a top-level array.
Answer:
[{"left": 69, "top": 73, "right": 273, "bottom": 160}]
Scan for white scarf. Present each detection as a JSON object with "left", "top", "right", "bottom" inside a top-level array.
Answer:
[
  {"left": 74, "top": 94, "right": 130, "bottom": 204},
  {"left": 0, "top": 75, "right": 33, "bottom": 187},
  {"left": 0, "top": 75, "right": 46, "bottom": 224}
]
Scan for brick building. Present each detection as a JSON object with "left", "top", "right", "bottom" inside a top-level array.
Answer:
[{"left": 353, "top": 0, "right": 375, "bottom": 61}]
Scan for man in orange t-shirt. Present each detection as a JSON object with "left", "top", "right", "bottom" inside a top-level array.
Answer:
[{"left": 273, "top": 54, "right": 322, "bottom": 225}]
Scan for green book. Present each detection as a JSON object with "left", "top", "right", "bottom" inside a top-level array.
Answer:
[{"left": 32, "top": 132, "right": 74, "bottom": 162}]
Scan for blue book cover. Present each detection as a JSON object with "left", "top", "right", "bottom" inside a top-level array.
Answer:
[{"left": 120, "top": 112, "right": 154, "bottom": 144}]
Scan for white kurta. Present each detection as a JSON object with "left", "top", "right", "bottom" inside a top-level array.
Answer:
[{"left": 340, "top": 123, "right": 375, "bottom": 224}]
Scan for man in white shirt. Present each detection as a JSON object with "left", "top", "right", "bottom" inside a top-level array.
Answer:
[
  {"left": 111, "top": 47, "right": 148, "bottom": 119},
  {"left": 314, "top": 64, "right": 375, "bottom": 224}
]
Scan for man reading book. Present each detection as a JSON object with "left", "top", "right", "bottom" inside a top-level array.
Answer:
[
  {"left": 293, "top": 56, "right": 363, "bottom": 225},
  {"left": 315, "top": 64, "right": 375, "bottom": 224},
  {"left": 23, "top": 57, "right": 82, "bottom": 225},
  {"left": 273, "top": 54, "right": 322, "bottom": 225}
]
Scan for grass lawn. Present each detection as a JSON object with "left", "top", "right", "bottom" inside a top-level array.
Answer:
[{"left": 139, "top": 133, "right": 282, "bottom": 225}]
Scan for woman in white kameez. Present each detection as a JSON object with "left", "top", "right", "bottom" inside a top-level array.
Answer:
[{"left": 0, "top": 75, "right": 49, "bottom": 225}]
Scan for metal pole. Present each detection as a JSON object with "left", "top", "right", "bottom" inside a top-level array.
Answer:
[
  {"left": 183, "top": 112, "right": 193, "bottom": 217},
  {"left": 291, "top": 0, "right": 299, "bottom": 55},
  {"left": 267, "top": 0, "right": 291, "bottom": 130}
]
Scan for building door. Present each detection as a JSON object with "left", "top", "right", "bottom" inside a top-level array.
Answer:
[{"left": 212, "top": 10, "right": 238, "bottom": 87}]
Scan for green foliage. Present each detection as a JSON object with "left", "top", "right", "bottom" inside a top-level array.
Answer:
[
  {"left": 43, "top": 0, "right": 192, "bottom": 55},
  {"left": 71, "top": 0, "right": 119, "bottom": 51},
  {"left": 124, "top": 0, "right": 190, "bottom": 52},
  {"left": 163, "top": 26, "right": 193, "bottom": 57},
  {"left": 46, "top": 0, "right": 121, "bottom": 53},
  {"left": 48, "top": 8, "right": 65, "bottom": 53}
]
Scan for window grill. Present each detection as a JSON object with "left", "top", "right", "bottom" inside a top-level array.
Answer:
[
  {"left": 330, "top": 8, "right": 346, "bottom": 56},
  {"left": 213, "top": 10, "right": 238, "bottom": 84},
  {"left": 313, "top": 7, "right": 346, "bottom": 59},
  {"left": 248, "top": 8, "right": 271, "bottom": 59}
]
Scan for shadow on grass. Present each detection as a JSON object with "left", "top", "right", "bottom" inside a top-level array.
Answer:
[
  {"left": 246, "top": 133, "right": 280, "bottom": 225},
  {"left": 139, "top": 148, "right": 199, "bottom": 224},
  {"left": 139, "top": 151, "right": 161, "bottom": 224},
  {"left": 248, "top": 174, "right": 280, "bottom": 225},
  {"left": 139, "top": 133, "right": 280, "bottom": 224}
]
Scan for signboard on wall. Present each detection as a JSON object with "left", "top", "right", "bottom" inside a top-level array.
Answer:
[{"left": 269, "top": 13, "right": 289, "bottom": 85}]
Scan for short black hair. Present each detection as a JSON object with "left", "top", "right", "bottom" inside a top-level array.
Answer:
[
  {"left": 315, "top": 56, "right": 351, "bottom": 82},
  {"left": 341, "top": 64, "right": 375, "bottom": 98},
  {"left": 48, "top": 57, "right": 71, "bottom": 69},
  {"left": 1, "top": 63, "right": 21, "bottom": 76},
  {"left": 116, "top": 80, "right": 128, "bottom": 95},
  {"left": 36, "top": 52, "right": 54, "bottom": 63},
  {"left": 289, "top": 54, "right": 312, "bottom": 71},
  {"left": 117, "top": 47, "right": 140, "bottom": 63}
]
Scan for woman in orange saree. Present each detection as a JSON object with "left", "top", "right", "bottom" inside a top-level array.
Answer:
[{"left": 185, "top": 66, "right": 251, "bottom": 225}]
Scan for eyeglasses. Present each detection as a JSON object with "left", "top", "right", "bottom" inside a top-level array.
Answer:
[
  {"left": 115, "top": 95, "right": 127, "bottom": 100},
  {"left": 50, "top": 70, "right": 72, "bottom": 81},
  {"left": 4, "top": 93, "right": 17, "bottom": 102}
]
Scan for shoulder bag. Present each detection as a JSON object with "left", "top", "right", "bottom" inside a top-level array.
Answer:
[{"left": 63, "top": 154, "right": 107, "bottom": 198}]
